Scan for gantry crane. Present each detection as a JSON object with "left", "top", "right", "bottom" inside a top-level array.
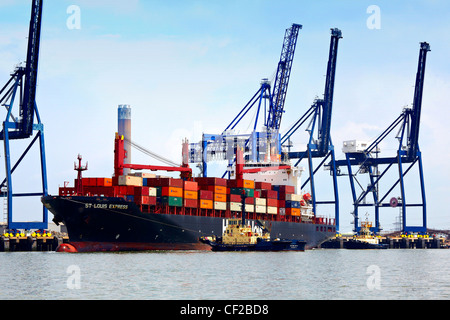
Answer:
[
  {"left": 334, "top": 42, "right": 430, "bottom": 234},
  {"left": 0, "top": 0, "right": 48, "bottom": 230},
  {"left": 189, "top": 24, "right": 302, "bottom": 177},
  {"left": 281, "top": 28, "right": 342, "bottom": 230}
]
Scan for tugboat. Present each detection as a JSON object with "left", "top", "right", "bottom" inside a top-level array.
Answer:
[
  {"left": 345, "top": 219, "right": 388, "bottom": 249},
  {"left": 200, "top": 218, "right": 306, "bottom": 251},
  {"left": 200, "top": 194, "right": 306, "bottom": 252}
]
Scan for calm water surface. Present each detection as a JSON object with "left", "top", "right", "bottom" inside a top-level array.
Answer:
[{"left": 0, "top": 249, "right": 448, "bottom": 300}]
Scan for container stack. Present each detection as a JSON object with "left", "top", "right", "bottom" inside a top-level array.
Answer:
[
  {"left": 150, "top": 178, "right": 183, "bottom": 207},
  {"left": 183, "top": 180, "right": 198, "bottom": 208},
  {"left": 228, "top": 179, "right": 255, "bottom": 213},
  {"left": 195, "top": 177, "right": 227, "bottom": 210}
]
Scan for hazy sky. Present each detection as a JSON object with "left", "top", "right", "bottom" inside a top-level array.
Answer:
[{"left": 0, "top": 0, "right": 449, "bottom": 232}]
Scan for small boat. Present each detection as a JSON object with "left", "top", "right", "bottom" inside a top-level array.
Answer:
[
  {"left": 199, "top": 218, "right": 306, "bottom": 252},
  {"left": 345, "top": 219, "right": 388, "bottom": 249}
]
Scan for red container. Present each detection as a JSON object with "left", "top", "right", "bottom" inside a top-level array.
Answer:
[
  {"left": 183, "top": 181, "right": 198, "bottom": 191},
  {"left": 199, "top": 190, "right": 213, "bottom": 200},
  {"left": 148, "top": 178, "right": 183, "bottom": 188},
  {"left": 261, "top": 190, "right": 278, "bottom": 199},
  {"left": 278, "top": 200, "right": 285, "bottom": 208},
  {"left": 267, "top": 198, "right": 278, "bottom": 207},
  {"left": 184, "top": 199, "right": 198, "bottom": 208},
  {"left": 254, "top": 190, "right": 260, "bottom": 198},
  {"left": 227, "top": 179, "right": 255, "bottom": 189},
  {"left": 126, "top": 186, "right": 135, "bottom": 195},
  {"left": 134, "top": 186, "right": 150, "bottom": 197},
  {"left": 277, "top": 185, "right": 295, "bottom": 194},
  {"left": 228, "top": 194, "right": 241, "bottom": 202},
  {"left": 148, "top": 196, "right": 157, "bottom": 205},
  {"left": 255, "top": 182, "right": 272, "bottom": 190},
  {"left": 195, "top": 177, "right": 227, "bottom": 187},
  {"left": 245, "top": 197, "right": 254, "bottom": 205}
]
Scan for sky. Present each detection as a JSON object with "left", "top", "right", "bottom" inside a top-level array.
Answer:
[{"left": 0, "top": 0, "right": 449, "bottom": 232}]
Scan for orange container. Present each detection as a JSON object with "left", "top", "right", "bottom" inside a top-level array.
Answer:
[
  {"left": 286, "top": 208, "right": 300, "bottom": 216},
  {"left": 207, "top": 185, "right": 228, "bottom": 194},
  {"left": 162, "top": 187, "right": 183, "bottom": 197},
  {"left": 214, "top": 193, "right": 227, "bottom": 202},
  {"left": 184, "top": 190, "right": 198, "bottom": 200},
  {"left": 97, "top": 178, "right": 113, "bottom": 187},
  {"left": 199, "top": 199, "right": 213, "bottom": 209}
]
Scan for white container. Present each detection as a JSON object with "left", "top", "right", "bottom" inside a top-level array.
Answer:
[
  {"left": 267, "top": 206, "right": 278, "bottom": 215},
  {"left": 245, "top": 204, "right": 254, "bottom": 213},
  {"left": 279, "top": 208, "right": 286, "bottom": 216},
  {"left": 255, "top": 198, "right": 267, "bottom": 206},
  {"left": 255, "top": 205, "right": 266, "bottom": 214},
  {"left": 286, "top": 193, "right": 302, "bottom": 201},
  {"left": 148, "top": 187, "right": 157, "bottom": 197},
  {"left": 134, "top": 172, "right": 157, "bottom": 178},
  {"left": 214, "top": 201, "right": 227, "bottom": 211},
  {"left": 229, "top": 202, "right": 242, "bottom": 212},
  {"left": 118, "top": 175, "right": 143, "bottom": 186}
]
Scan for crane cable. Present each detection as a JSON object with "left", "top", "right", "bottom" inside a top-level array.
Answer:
[{"left": 123, "top": 137, "right": 181, "bottom": 167}]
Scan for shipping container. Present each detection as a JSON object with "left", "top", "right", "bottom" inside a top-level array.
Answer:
[
  {"left": 267, "top": 198, "right": 278, "bottom": 207},
  {"left": 214, "top": 193, "right": 227, "bottom": 202},
  {"left": 228, "top": 179, "right": 255, "bottom": 189},
  {"left": 162, "top": 187, "right": 183, "bottom": 198},
  {"left": 159, "top": 196, "right": 183, "bottom": 207},
  {"left": 286, "top": 208, "right": 301, "bottom": 216},
  {"left": 149, "top": 187, "right": 157, "bottom": 197},
  {"left": 206, "top": 185, "right": 228, "bottom": 194},
  {"left": 133, "top": 172, "right": 157, "bottom": 178},
  {"left": 183, "top": 199, "right": 197, "bottom": 208},
  {"left": 97, "top": 178, "right": 113, "bottom": 187},
  {"left": 260, "top": 189, "right": 278, "bottom": 199},
  {"left": 134, "top": 186, "right": 150, "bottom": 197},
  {"left": 214, "top": 201, "right": 227, "bottom": 211},
  {"left": 245, "top": 197, "right": 254, "bottom": 205},
  {"left": 184, "top": 190, "right": 198, "bottom": 200},
  {"left": 273, "top": 185, "right": 295, "bottom": 194},
  {"left": 255, "top": 182, "right": 272, "bottom": 190},
  {"left": 199, "top": 190, "right": 213, "bottom": 200},
  {"left": 194, "top": 177, "right": 227, "bottom": 187},
  {"left": 285, "top": 193, "right": 302, "bottom": 201},
  {"left": 119, "top": 175, "right": 143, "bottom": 186},
  {"left": 279, "top": 208, "right": 286, "bottom": 216},
  {"left": 267, "top": 206, "right": 278, "bottom": 215},
  {"left": 255, "top": 205, "right": 266, "bottom": 214},
  {"left": 255, "top": 198, "right": 267, "bottom": 206},
  {"left": 245, "top": 204, "right": 255, "bottom": 213},
  {"left": 285, "top": 200, "right": 300, "bottom": 208},
  {"left": 230, "top": 188, "right": 254, "bottom": 198},
  {"left": 199, "top": 199, "right": 213, "bottom": 209},
  {"left": 227, "top": 194, "right": 241, "bottom": 203},
  {"left": 147, "top": 177, "right": 183, "bottom": 188},
  {"left": 183, "top": 181, "right": 198, "bottom": 191},
  {"left": 229, "top": 202, "right": 242, "bottom": 212}
]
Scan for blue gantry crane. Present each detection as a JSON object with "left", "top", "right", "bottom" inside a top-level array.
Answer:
[
  {"left": 334, "top": 42, "right": 430, "bottom": 234},
  {"left": 0, "top": 0, "right": 48, "bottom": 231},
  {"left": 280, "top": 28, "right": 342, "bottom": 231},
  {"left": 190, "top": 24, "right": 302, "bottom": 177}
]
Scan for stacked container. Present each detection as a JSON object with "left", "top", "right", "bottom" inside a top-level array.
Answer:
[
  {"left": 148, "top": 177, "right": 184, "bottom": 207},
  {"left": 195, "top": 177, "right": 227, "bottom": 210},
  {"left": 228, "top": 179, "right": 255, "bottom": 213},
  {"left": 274, "top": 185, "right": 299, "bottom": 216},
  {"left": 183, "top": 180, "right": 198, "bottom": 208}
]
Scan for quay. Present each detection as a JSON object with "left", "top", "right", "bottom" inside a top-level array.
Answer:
[
  {"left": 320, "top": 234, "right": 448, "bottom": 249},
  {"left": 0, "top": 234, "right": 69, "bottom": 252}
]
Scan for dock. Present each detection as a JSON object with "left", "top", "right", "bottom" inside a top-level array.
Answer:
[
  {"left": 320, "top": 235, "right": 448, "bottom": 249},
  {"left": 0, "top": 234, "right": 70, "bottom": 252}
]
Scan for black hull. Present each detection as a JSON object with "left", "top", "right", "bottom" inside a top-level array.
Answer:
[
  {"left": 204, "top": 239, "right": 306, "bottom": 252},
  {"left": 43, "top": 196, "right": 335, "bottom": 252},
  {"left": 345, "top": 239, "right": 389, "bottom": 250}
]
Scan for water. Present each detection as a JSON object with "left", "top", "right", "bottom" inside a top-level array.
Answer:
[{"left": 0, "top": 249, "right": 448, "bottom": 300}]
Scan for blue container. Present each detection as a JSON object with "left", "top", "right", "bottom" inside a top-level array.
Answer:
[
  {"left": 126, "top": 195, "right": 135, "bottom": 202},
  {"left": 142, "top": 178, "right": 148, "bottom": 186},
  {"left": 285, "top": 200, "right": 300, "bottom": 208}
]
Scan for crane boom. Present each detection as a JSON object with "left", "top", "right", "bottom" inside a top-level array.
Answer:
[
  {"left": 407, "top": 42, "right": 430, "bottom": 161},
  {"left": 317, "top": 28, "right": 342, "bottom": 156},
  {"left": 266, "top": 23, "right": 302, "bottom": 131}
]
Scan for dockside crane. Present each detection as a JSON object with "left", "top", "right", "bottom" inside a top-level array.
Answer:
[
  {"left": 280, "top": 28, "right": 342, "bottom": 230},
  {"left": 0, "top": 0, "right": 48, "bottom": 230},
  {"left": 189, "top": 24, "right": 302, "bottom": 177},
  {"left": 334, "top": 42, "right": 430, "bottom": 234}
]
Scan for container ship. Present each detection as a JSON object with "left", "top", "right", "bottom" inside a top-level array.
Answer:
[{"left": 42, "top": 132, "right": 336, "bottom": 253}]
